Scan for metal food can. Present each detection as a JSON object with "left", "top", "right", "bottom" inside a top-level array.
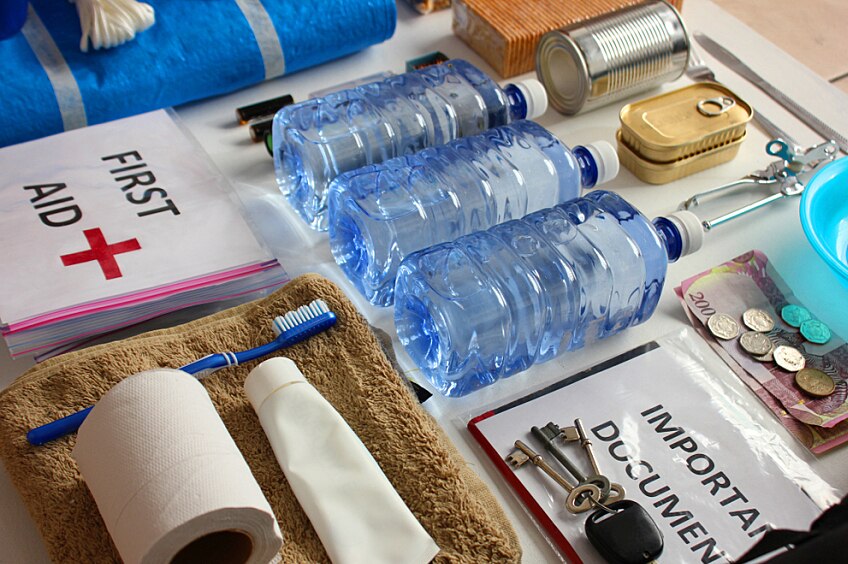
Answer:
[
  {"left": 617, "top": 81, "right": 753, "bottom": 184},
  {"left": 536, "top": 0, "right": 690, "bottom": 115}
]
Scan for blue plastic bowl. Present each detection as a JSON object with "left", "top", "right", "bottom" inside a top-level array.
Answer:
[{"left": 800, "top": 157, "right": 848, "bottom": 286}]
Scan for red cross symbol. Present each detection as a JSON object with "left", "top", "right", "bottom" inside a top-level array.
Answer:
[{"left": 60, "top": 228, "right": 142, "bottom": 280}]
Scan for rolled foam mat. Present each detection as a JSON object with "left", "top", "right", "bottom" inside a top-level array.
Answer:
[{"left": 0, "top": 0, "right": 397, "bottom": 147}]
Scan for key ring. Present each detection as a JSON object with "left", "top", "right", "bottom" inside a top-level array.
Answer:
[
  {"left": 587, "top": 495, "right": 618, "bottom": 515},
  {"left": 566, "top": 483, "right": 602, "bottom": 513}
]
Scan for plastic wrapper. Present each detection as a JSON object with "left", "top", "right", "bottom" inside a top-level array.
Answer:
[
  {"left": 0, "top": 0, "right": 396, "bottom": 147},
  {"left": 467, "top": 328, "right": 837, "bottom": 563}
]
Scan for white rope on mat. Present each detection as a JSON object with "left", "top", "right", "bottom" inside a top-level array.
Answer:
[{"left": 70, "top": 0, "right": 155, "bottom": 52}]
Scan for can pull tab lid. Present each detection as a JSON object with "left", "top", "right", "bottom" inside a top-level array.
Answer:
[{"left": 697, "top": 96, "right": 735, "bottom": 117}]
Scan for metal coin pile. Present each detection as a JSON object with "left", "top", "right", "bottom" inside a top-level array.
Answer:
[
  {"left": 707, "top": 307, "right": 784, "bottom": 363},
  {"left": 739, "top": 308, "right": 787, "bottom": 367},
  {"left": 707, "top": 306, "right": 837, "bottom": 398}
]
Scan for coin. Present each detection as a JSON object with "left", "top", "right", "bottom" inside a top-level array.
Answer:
[
  {"left": 795, "top": 368, "right": 836, "bottom": 397},
  {"left": 707, "top": 313, "right": 739, "bottom": 340},
  {"left": 800, "top": 319, "right": 832, "bottom": 345},
  {"left": 773, "top": 345, "right": 806, "bottom": 372},
  {"left": 739, "top": 331, "right": 773, "bottom": 356},
  {"left": 753, "top": 347, "right": 775, "bottom": 363},
  {"left": 742, "top": 308, "right": 774, "bottom": 332},
  {"left": 781, "top": 304, "right": 812, "bottom": 328}
]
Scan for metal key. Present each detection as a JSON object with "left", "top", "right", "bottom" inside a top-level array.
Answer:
[
  {"left": 506, "top": 440, "right": 600, "bottom": 513},
  {"left": 585, "top": 500, "right": 664, "bottom": 564},
  {"left": 534, "top": 422, "right": 616, "bottom": 504},
  {"left": 531, "top": 425, "right": 597, "bottom": 481},
  {"left": 532, "top": 423, "right": 612, "bottom": 501},
  {"left": 572, "top": 418, "right": 626, "bottom": 504}
]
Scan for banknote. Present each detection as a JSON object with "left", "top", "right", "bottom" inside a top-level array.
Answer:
[
  {"left": 676, "top": 250, "right": 848, "bottom": 431},
  {"left": 676, "top": 289, "right": 848, "bottom": 454}
]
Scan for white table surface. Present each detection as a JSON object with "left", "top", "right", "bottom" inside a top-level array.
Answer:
[{"left": 2, "top": 1, "right": 848, "bottom": 562}]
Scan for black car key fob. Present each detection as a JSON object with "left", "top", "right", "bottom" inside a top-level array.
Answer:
[{"left": 585, "top": 499, "right": 664, "bottom": 564}]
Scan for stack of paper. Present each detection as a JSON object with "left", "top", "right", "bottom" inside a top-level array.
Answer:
[{"left": 0, "top": 110, "right": 288, "bottom": 359}]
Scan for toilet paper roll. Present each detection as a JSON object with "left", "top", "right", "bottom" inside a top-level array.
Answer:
[{"left": 73, "top": 368, "right": 283, "bottom": 564}]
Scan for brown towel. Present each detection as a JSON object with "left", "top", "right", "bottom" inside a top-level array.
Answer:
[{"left": 0, "top": 274, "right": 520, "bottom": 563}]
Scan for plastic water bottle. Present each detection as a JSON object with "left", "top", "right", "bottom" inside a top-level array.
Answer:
[
  {"left": 272, "top": 59, "right": 548, "bottom": 230},
  {"left": 328, "top": 120, "right": 619, "bottom": 307},
  {"left": 393, "top": 190, "right": 704, "bottom": 397}
]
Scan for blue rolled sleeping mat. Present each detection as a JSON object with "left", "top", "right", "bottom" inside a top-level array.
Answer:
[{"left": 0, "top": 0, "right": 397, "bottom": 147}]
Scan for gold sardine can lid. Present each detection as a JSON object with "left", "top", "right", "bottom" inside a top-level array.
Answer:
[{"left": 619, "top": 82, "right": 753, "bottom": 162}]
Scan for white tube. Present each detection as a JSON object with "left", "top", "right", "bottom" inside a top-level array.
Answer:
[{"left": 245, "top": 357, "right": 439, "bottom": 564}]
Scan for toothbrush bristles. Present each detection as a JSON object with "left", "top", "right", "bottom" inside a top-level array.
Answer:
[{"left": 272, "top": 299, "right": 331, "bottom": 335}]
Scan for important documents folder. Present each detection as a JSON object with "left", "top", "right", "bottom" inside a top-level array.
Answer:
[{"left": 0, "top": 109, "right": 288, "bottom": 358}]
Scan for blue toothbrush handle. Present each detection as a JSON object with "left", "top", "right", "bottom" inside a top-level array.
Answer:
[
  {"left": 27, "top": 406, "right": 94, "bottom": 446},
  {"left": 25, "top": 358, "right": 220, "bottom": 445},
  {"left": 26, "top": 302, "right": 336, "bottom": 446}
]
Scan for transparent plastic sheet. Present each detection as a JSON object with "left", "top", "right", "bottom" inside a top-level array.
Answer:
[
  {"left": 230, "top": 178, "right": 400, "bottom": 345},
  {"left": 169, "top": 109, "right": 287, "bottom": 275},
  {"left": 464, "top": 328, "right": 838, "bottom": 563},
  {"left": 231, "top": 179, "right": 334, "bottom": 274},
  {"left": 676, "top": 249, "right": 848, "bottom": 453}
]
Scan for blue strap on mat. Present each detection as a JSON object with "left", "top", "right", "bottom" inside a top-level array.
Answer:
[{"left": 0, "top": 0, "right": 397, "bottom": 147}]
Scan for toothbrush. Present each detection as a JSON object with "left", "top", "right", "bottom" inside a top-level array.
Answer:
[{"left": 26, "top": 299, "right": 337, "bottom": 446}]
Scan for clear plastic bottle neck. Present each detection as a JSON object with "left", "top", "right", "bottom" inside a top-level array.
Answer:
[
  {"left": 572, "top": 145, "right": 599, "bottom": 189},
  {"left": 504, "top": 84, "right": 528, "bottom": 121}
]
